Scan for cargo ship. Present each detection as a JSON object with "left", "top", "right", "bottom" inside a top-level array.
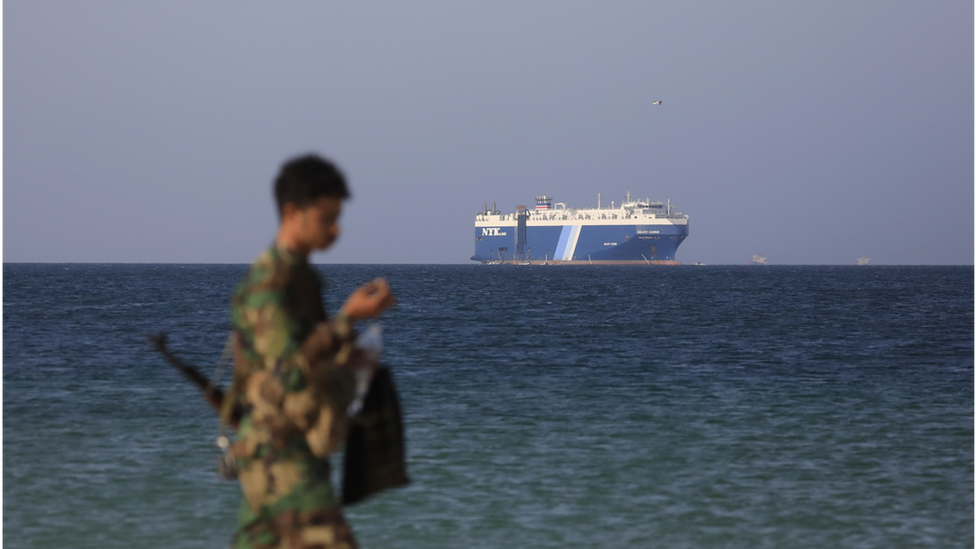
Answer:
[{"left": 472, "top": 193, "right": 689, "bottom": 265}]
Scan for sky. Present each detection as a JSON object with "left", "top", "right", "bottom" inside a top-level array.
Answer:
[{"left": 4, "top": 1, "right": 973, "bottom": 265}]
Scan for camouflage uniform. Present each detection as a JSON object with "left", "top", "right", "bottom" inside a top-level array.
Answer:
[{"left": 227, "top": 244, "right": 358, "bottom": 549}]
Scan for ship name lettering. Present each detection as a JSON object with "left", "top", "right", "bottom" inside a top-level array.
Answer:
[{"left": 637, "top": 230, "right": 660, "bottom": 234}]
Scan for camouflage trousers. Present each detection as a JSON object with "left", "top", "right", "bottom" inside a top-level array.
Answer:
[
  {"left": 231, "top": 503, "right": 357, "bottom": 549},
  {"left": 230, "top": 451, "right": 357, "bottom": 549}
]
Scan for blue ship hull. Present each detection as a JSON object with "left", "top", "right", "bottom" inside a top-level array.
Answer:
[{"left": 472, "top": 223, "right": 688, "bottom": 263}]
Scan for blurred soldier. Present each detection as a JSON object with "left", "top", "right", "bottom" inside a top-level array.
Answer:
[{"left": 224, "top": 154, "right": 395, "bottom": 549}]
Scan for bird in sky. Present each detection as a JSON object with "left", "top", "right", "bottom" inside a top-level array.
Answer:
[{"left": 652, "top": 100, "right": 662, "bottom": 105}]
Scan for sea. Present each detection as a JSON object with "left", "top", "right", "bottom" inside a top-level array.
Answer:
[{"left": 3, "top": 264, "right": 973, "bottom": 549}]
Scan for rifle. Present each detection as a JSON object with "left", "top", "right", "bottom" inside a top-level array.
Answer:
[
  {"left": 146, "top": 332, "right": 242, "bottom": 428},
  {"left": 147, "top": 331, "right": 409, "bottom": 504}
]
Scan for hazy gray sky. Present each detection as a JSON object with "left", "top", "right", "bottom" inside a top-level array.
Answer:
[{"left": 5, "top": 1, "right": 973, "bottom": 264}]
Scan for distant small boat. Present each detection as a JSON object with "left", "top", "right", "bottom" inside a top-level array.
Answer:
[
  {"left": 857, "top": 256, "right": 870, "bottom": 266},
  {"left": 749, "top": 254, "right": 767, "bottom": 265}
]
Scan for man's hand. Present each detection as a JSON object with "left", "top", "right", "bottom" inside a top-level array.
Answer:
[{"left": 340, "top": 278, "right": 396, "bottom": 322}]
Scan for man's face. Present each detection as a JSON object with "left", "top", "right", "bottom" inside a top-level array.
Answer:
[{"left": 294, "top": 196, "right": 343, "bottom": 251}]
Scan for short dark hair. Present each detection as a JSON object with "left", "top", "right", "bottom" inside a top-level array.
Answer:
[{"left": 274, "top": 154, "right": 350, "bottom": 217}]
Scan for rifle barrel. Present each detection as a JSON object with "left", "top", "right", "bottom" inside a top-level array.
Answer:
[{"left": 147, "top": 333, "right": 241, "bottom": 427}]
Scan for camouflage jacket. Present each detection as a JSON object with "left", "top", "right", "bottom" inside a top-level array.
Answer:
[{"left": 227, "top": 244, "right": 357, "bottom": 510}]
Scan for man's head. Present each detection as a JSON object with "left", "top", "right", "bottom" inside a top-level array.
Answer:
[
  {"left": 274, "top": 154, "right": 350, "bottom": 255},
  {"left": 275, "top": 154, "right": 350, "bottom": 215}
]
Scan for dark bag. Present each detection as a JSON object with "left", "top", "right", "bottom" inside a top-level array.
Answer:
[{"left": 342, "top": 366, "right": 409, "bottom": 505}]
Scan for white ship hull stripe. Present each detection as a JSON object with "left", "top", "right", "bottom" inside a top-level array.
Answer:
[{"left": 560, "top": 225, "right": 582, "bottom": 260}]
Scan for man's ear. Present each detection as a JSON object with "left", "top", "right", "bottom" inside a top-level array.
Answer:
[{"left": 280, "top": 202, "right": 299, "bottom": 223}]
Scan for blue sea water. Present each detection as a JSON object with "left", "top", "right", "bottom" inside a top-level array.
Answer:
[{"left": 3, "top": 264, "right": 973, "bottom": 549}]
